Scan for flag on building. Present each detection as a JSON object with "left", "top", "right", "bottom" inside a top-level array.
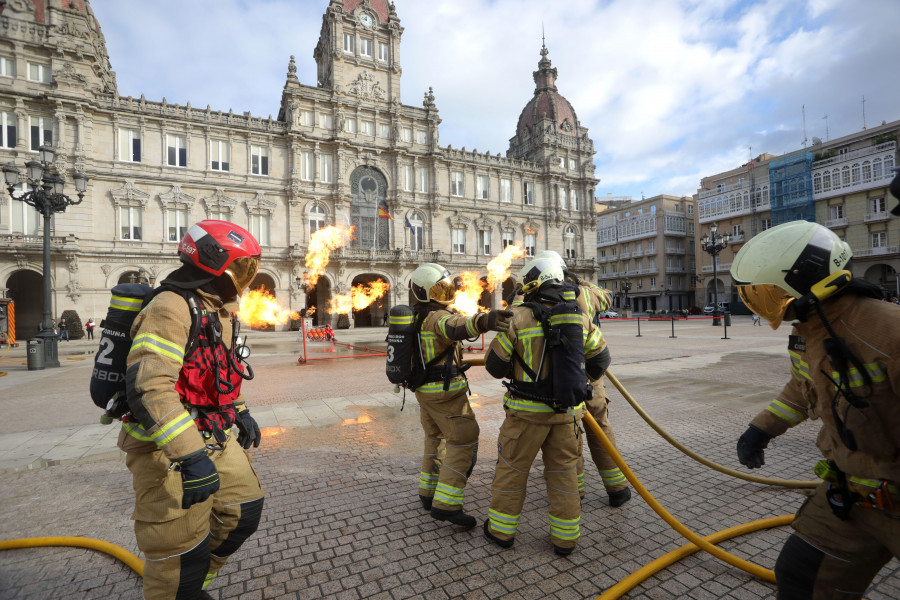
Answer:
[
  {"left": 343, "top": 210, "right": 352, "bottom": 226},
  {"left": 405, "top": 215, "right": 415, "bottom": 234},
  {"left": 378, "top": 201, "right": 393, "bottom": 219}
]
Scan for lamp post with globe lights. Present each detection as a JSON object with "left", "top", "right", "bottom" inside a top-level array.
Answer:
[
  {"left": 3, "top": 145, "right": 88, "bottom": 368},
  {"left": 700, "top": 223, "right": 730, "bottom": 326}
]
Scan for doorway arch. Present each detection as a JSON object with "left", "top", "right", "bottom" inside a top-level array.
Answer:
[{"left": 6, "top": 269, "right": 44, "bottom": 339}]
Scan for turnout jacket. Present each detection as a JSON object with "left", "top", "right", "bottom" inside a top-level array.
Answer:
[
  {"left": 750, "top": 294, "right": 900, "bottom": 485},
  {"left": 486, "top": 303, "right": 604, "bottom": 423},
  {"left": 119, "top": 289, "right": 246, "bottom": 460},
  {"left": 573, "top": 277, "right": 612, "bottom": 324},
  {"left": 415, "top": 305, "right": 491, "bottom": 396}
]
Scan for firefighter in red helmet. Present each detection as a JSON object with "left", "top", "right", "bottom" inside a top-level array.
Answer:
[{"left": 122, "top": 220, "right": 265, "bottom": 599}]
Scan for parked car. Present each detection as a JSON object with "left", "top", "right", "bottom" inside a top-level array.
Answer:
[
  {"left": 599, "top": 309, "right": 620, "bottom": 318},
  {"left": 702, "top": 302, "right": 729, "bottom": 314}
]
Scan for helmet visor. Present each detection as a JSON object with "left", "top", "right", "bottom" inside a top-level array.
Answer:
[
  {"left": 226, "top": 256, "right": 260, "bottom": 296},
  {"left": 430, "top": 276, "right": 456, "bottom": 305},
  {"left": 738, "top": 284, "right": 794, "bottom": 330}
]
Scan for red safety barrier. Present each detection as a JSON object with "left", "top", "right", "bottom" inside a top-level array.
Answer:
[{"left": 297, "top": 317, "right": 387, "bottom": 365}]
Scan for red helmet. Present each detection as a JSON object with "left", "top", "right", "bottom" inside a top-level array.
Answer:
[{"left": 178, "top": 220, "right": 261, "bottom": 295}]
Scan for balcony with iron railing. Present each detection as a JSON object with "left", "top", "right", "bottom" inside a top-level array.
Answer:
[
  {"left": 853, "top": 245, "right": 899, "bottom": 258},
  {"left": 700, "top": 262, "right": 732, "bottom": 274},
  {"left": 664, "top": 247, "right": 686, "bottom": 255},
  {"left": 812, "top": 141, "right": 896, "bottom": 170},
  {"left": 729, "top": 233, "right": 745, "bottom": 243},
  {"left": 825, "top": 217, "right": 849, "bottom": 228},
  {"left": 864, "top": 211, "right": 891, "bottom": 223}
]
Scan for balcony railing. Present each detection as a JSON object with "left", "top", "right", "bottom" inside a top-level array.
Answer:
[
  {"left": 853, "top": 246, "right": 899, "bottom": 257},
  {"left": 701, "top": 262, "right": 732, "bottom": 274},
  {"left": 664, "top": 247, "right": 686, "bottom": 255},
  {"left": 864, "top": 211, "right": 891, "bottom": 223},
  {"left": 825, "top": 217, "right": 848, "bottom": 228}
]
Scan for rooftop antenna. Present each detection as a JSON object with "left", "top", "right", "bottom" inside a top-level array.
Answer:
[
  {"left": 542, "top": 22, "right": 546, "bottom": 48},
  {"left": 823, "top": 114, "right": 830, "bottom": 141},
  {"left": 862, "top": 95, "right": 867, "bottom": 130},
  {"left": 801, "top": 105, "right": 808, "bottom": 148}
]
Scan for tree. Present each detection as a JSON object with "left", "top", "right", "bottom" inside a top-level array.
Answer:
[{"left": 60, "top": 309, "right": 85, "bottom": 340}]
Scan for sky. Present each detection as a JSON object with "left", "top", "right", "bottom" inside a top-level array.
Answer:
[{"left": 90, "top": 0, "right": 900, "bottom": 200}]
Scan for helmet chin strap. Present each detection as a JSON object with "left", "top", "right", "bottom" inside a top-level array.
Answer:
[{"left": 791, "top": 270, "right": 851, "bottom": 321}]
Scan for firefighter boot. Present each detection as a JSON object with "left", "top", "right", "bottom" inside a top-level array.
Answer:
[
  {"left": 608, "top": 487, "right": 632, "bottom": 508},
  {"left": 430, "top": 506, "right": 476, "bottom": 528},
  {"left": 419, "top": 495, "right": 433, "bottom": 511},
  {"left": 483, "top": 520, "right": 514, "bottom": 548}
]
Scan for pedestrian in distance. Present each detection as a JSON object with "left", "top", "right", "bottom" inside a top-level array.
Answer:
[
  {"left": 122, "top": 220, "right": 265, "bottom": 599},
  {"left": 732, "top": 221, "right": 900, "bottom": 600},
  {"left": 751, "top": 313, "right": 762, "bottom": 326},
  {"left": 408, "top": 262, "right": 513, "bottom": 528},
  {"left": 58, "top": 317, "right": 69, "bottom": 341},
  {"left": 85, "top": 317, "right": 95, "bottom": 340},
  {"left": 482, "top": 256, "right": 609, "bottom": 555}
]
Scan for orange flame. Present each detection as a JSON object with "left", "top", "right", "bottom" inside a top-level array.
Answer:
[
  {"left": 486, "top": 245, "right": 525, "bottom": 292},
  {"left": 305, "top": 225, "right": 355, "bottom": 287},
  {"left": 238, "top": 288, "right": 301, "bottom": 328},
  {"left": 329, "top": 279, "right": 391, "bottom": 315},
  {"left": 448, "top": 271, "right": 487, "bottom": 316},
  {"left": 306, "top": 306, "right": 317, "bottom": 317}
]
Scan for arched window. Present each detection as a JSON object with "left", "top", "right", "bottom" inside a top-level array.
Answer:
[
  {"left": 408, "top": 213, "right": 424, "bottom": 251},
  {"left": 851, "top": 163, "right": 860, "bottom": 185},
  {"left": 884, "top": 154, "right": 895, "bottom": 175},
  {"left": 841, "top": 166, "right": 850, "bottom": 188},
  {"left": 564, "top": 226, "right": 577, "bottom": 259},
  {"left": 349, "top": 166, "right": 390, "bottom": 250},
  {"left": 822, "top": 171, "right": 831, "bottom": 192},
  {"left": 873, "top": 158, "right": 883, "bottom": 179},
  {"left": 862, "top": 161, "right": 872, "bottom": 183},
  {"left": 813, "top": 172, "right": 822, "bottom": 194},
  {"left": 309, "top": 204, "right": 326, "bottom": 236}
]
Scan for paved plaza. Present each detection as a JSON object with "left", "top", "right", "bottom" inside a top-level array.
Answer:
[{"left": 0, "top": 316, "right": 897, "bottom": 599}]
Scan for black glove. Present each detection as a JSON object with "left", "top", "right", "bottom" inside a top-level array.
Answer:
[
  {"left": 485, "top": 309, "right": 514, "bottom": 333},
  {"left": 736, "top": 425, "right": 772, "bottom": 469},
  {"left": 178, "top": 450, "right": 220, "bottom": 509},
  {"left": 236, "top": 409, "right": 261, "bottom": 449}
]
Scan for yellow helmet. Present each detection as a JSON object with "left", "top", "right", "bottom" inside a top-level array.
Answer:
[
  {"left": 410, "top": 263, "right": 455, "bottom": 305},
  {"left": 730, "top": 221, "right": 851, "bottom": 329}
]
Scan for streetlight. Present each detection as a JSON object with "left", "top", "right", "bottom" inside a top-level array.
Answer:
[
  {"left": 129, "top": 267, "right": 156, "bottom": 286},
  {"left": 700, "top": 223, "right": 730, "bottom": 326},
  {"left": 621, "top": 277, "right": 632, "bottom": 313},
  {"left": 3, "top": 145, "right": 88, "bottom": 368}
]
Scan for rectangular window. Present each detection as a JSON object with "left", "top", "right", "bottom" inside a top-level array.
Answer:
[
  {"left": 209, "top": 140, "right": 230, "bottom": 171},
  {"left": 360, "top": 38, "right": 373, "bottom": 57},
  {"left": 569, "top": 158, "right": 576, "bottom": 170},
  {"left": 309, "top": 207, "right": 325, "bottom": 235},
  {"left": 251, "top": 145, "right": 269, "bottom": 176},
  {"left": 416, "top": 130, "right": 427, "bottom": 144},
  {"left": 524, "top": 182, "right": 534, "bottom": 205},
  {"left": 401, "top": 127, "right": 412, "bottom": 142},
  {"left": 120, "top": 206, "right": 143, "bottom": 240},
  {"left": 559, "top": 186, "right": 568, "bottom": 210},
  {"left": 502, "top": 231, "right": 514, "bottom": 249},
  {"left": 401, "top": 165, "right": 413, "bottom": 192},
  {"left": 478, "top": 230, "right": 491, "bottom": 255},
  {"left": 343, "top": 33, "right": 355, "bottom": 54},
  {"left": 27, "top": 62, "right": 51, "bottom": 83},
  {"left": 0, "top": 111, "right": 16, "bottom": 149},
  {"left": 250, "top": 214, "right": 270, "bottom": 246},
  {"left": 300, "top": 151, "right": 314, "bottom": 181},
  {"left": 11, "top": 187, "right": 40, "bottom": 235},
  {"left": 209, "top": 208, "right": 229, "bottom": 221},
  {"left": 300, "top": 110, "right": 314, "bottom": 126},
  {"left": 118, "top": 128, "right": 141, "bottom": 162},
  {"left": 871, "top": 197, "right": 886, "bottom": 213},
  {"left": 524, "top": 233, "right": 536, "bottom": 257},
  {"left": 166, "top": 208, "right": 188, "bottom": 242},
  {"left": 477, "top": 175, "right": 489, "bottom": 200},
  {"left": 570, "top": 190, "right": 579, "bottom": 211},
  {"left": 450, "top": 171, "right": 464, "bottom": 197},
  {"left": 872, "top": 231, "right": 887, "bottom": 248},
  {"left": 0, "top": 56, "right": 15, "bottom": 78},
  {"left": 688, "top": 204, "right": 694, "bottom": 216},
  {"left": 500, "top": 179, "right": 511, "bottom": 203},
  {"left": 344, "top": 118, "right": 357, "bottom": 133},
  {"left": 319, "top": 113, "right": 334, "bottom": 130},
  {"left": 732, "top": 224, "right": 743, "bottom": 236},
  {"left": 452, "top": 228, "right": 466, "bottom": 254},
  {"left": 761, "top": 218, "right": 772, "bottom": 231},
  {"left": 830, "top": 204, "right": 844, "bottom": 220},
  {"left": 650, "top": 277, "right": 657, "bottom": 288},
  {"left": 166, "top": 134, "right": 187, "bottom": 167},
  {"left": 378, "top": 42, "right": 389, "bottom": 61},
  {"left": 29, "top": 116, "right": 52, "bottom": 151},
  {"left": 410, "top": 222, "right": 424, "bottom": 251},
  {"left": 379, "top": 124, "right": 390, "bottom": 138},
  {"left": 361, "top": 120, "right": 375, "bottom": 136},
  {"left": 417, "top": 167, "right": 429, "bottom": 193},
  {"left": 318, "top": 154, "right": 333, "bottom": 183}
]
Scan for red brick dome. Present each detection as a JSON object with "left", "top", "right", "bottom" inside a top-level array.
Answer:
[
  {"left": 343, "top": 0, "right": 390, "bottom": 24},
  {"left": 515, "top": 44, "right": 578, "bottom": 137}
]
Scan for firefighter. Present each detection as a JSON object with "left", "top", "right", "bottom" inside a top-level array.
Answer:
[
  {"left": 122, "top": 220, "right": 265, "bottom": 600},
  {"left": 731, "top": 220, "right": 900, "bottom": 600},
  {"left": 410, "top": 262, "right": 513, "bottom": 528},
  {"left": 535, "top": 251, "right": 631, "bottom": 507},
  {"left": 482, "top": 256, "right": 609, "bottom": 555}
]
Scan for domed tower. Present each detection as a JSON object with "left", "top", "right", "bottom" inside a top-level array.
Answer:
[
  {"left": 0, "top": 0, "right": 117, "bottom": 95},
  {"left": 508, "top": 42, "right": 595, "bottom": 173}
]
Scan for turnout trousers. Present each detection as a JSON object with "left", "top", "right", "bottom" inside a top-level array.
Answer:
[
  {"left": 486, "top": 407, "right": 583, "bottom": 550},
  {"left": 126, "top": 434, "right": 264, "bottom": 600},
  {"left": 774, "top": 483, "right": 900, "bottom": 600},
  {"left": 578, "top": 379, "right": 627, "bottom": 496},
  {"left": 416, "top": 386, "right": 480, "bottom": 512}
]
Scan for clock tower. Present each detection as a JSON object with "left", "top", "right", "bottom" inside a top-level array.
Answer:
[{"left": 314, "top": 0, "right": 404, "bottom": 105}]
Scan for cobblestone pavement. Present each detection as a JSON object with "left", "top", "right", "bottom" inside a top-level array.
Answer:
[{"left": 0, "top": 317, "right": 897, "bottom": 599}]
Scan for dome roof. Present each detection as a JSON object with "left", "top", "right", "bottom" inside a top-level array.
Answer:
[
  {"left": 343, "top": 0, "right": 390, "bottom": 24},
  {"left": 515, "top": 44, "right": 578, "bottom": 137}
]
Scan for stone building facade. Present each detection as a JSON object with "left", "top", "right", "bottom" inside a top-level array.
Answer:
[{"left": 0, "top": 0, "right": 600, "bottom": 338}]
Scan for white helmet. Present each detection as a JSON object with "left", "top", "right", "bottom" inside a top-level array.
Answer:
[
  {"left": 410, "top": 263, "right": 455, "bottom": 304},
  {"left": 730, "top": 221, "right": 852, "bottom": 329},
  {"left": 535, "top": 250, "right": 567, "bottom": 273},
  {"left": 518, "top": 256, "right": 565, "bottom": 296}
]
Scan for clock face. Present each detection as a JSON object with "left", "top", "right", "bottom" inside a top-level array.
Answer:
[{"left": 360, "top": 13, "right": 373, "bottom": 27}]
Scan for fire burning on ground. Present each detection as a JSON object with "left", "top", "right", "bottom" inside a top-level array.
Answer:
[
  {"left": 305, "top": 225, "right": 355, "bottom": 287},
  {"left": 238, "top": 288, "right": 300, "bottom": 328},
  {"left": 329, "top": 279, "right": 391, "bottom": 315},
  {"left": 449, "top": 245, "right": 525, "bottom": 315}
]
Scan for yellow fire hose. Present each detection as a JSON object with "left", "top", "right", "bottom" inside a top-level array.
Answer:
[
  {"left": 0, "top": 536, "right": 144, "bottom": 576},
  {"left": 604, "top": 370, "right": 819, "bottom": 488}
]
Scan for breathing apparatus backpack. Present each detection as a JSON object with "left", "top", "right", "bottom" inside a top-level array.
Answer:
[
  {"left": 385, "top": 304, "right": 456, "bottom": 395},
  {"left": 505, "top": 287, "right": 593, "bottom": 414},
  {"left": 90, "top": 283, "right": 203, "bottom": 423}
]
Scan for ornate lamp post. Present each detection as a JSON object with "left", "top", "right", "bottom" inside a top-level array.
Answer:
[
  {"left": 621, "top": 277, "right": 632, "bottom": 313},
  {"left": 700, "top": 223, "right": 730, "bottom": 326},
  {"left": 129, "top": 267, "right": 156, "bottom": 286},
  {"left": 3, "top": 146, "right": 88, "bottom": 368}
]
